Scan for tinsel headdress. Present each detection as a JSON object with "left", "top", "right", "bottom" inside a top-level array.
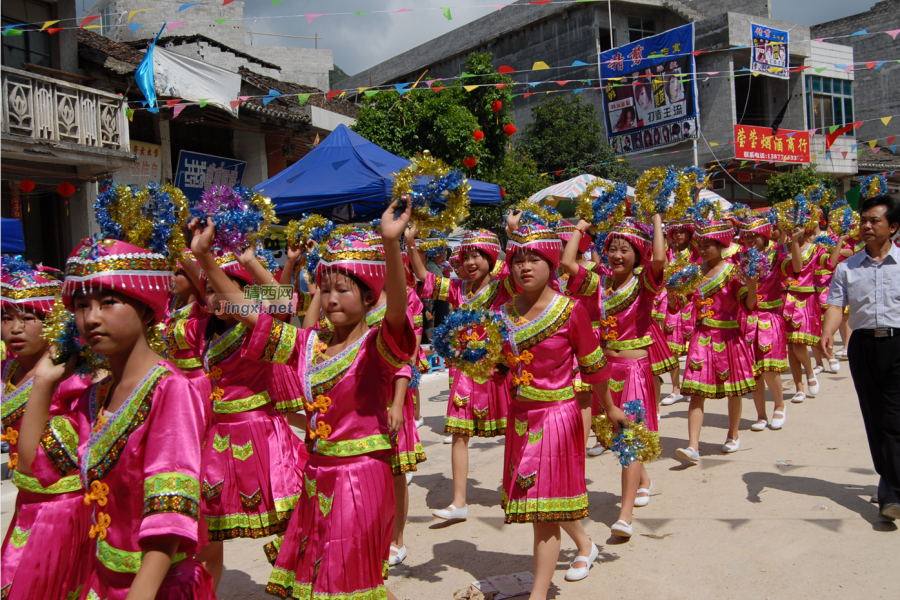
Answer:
[
  {"left": 505, "top": 223, "right": 563, "bottom": 269},
  {"left": 828, "top": 199, "right": 860, "bottom": 239},
  {"left": 634, "top": 167, "right": 680, "bottom": 223},
  {"left": 41, "top": 296, "right": 108, "bottom": 376},
  {"left": 513, "top": 201, "right": 563, "bottom": 229},
  {"left": 315, "top": 228, "right": 387, "bottom": 298},
  {"left": 666, "top": 217, "right": 695, "bottom": 241},
  {"left": 740, "top": 216, "right": 772, "bottom": 240},
  {"left": 459, "top": 229, "right": 501, "bottom": 265},
  {"left": 62, "top": 181, "right": 190, "bottom": 323},
  {"left": 604, "top": 218, "right": 653, "bottom": 263},
  {"left": 1, "top": 254, "right": 62, "bottom": 314},
  {"left": 190, "top": 185, "right": 278, "bottom": 253},
  {"left": 860, "top": 174, "right": 888, "bottom": 201}
]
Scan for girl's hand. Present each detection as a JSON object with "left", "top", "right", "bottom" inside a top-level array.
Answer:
[
  {"left": 577, "top": 219, "right": 592, "bottom": 231},
  {"left": 286, "top": 244, "right": 303, "bottom": 264},
  {"left": 791, "top": 227, "right": 804, "bottom": 242},
  {"left": 33, "top": 350, "right": 75, "bottom": 389},
  {"left": 506, "top": 209, "right": 522, "bottom": 232},
  {"left": 606, "top": 405, "right": 629, "bottom": 430},
  {"left": 387, "top": 403, "right": 404, "bottom": 435},
  {"left": 237, "top": 245, "right": 256, "bottom": 266},
  {"left": 189, "top": 217, "right": 216, "bottom": 255},
  {"left": 404, "top": 221, "right": 419, "bottom": 248},
  {"left": 838, "top": 234, "right": 851, "bottom": 245},
  {"left": 380, "top": 198, "right": 412, "bottom": 242}
]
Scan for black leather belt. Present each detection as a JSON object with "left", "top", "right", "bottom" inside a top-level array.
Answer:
[{"left": 856, "top": 328, "right": 900, "bottom": 338}]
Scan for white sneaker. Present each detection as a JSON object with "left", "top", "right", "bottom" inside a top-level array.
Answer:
[
  {"left": 770, "top": 409, "right": 786, "bottom": 430},
  {"left": 564, "top": 542, "right": 598, "bottom": 581},
  {"left": 415, "top": 418, "right": 425, "bottom": 428},
  {"left": 791, "top": 391, "right": 806, "bottom": 403},
  {"left": 807, "top": 378, "right": 820, "bottom": 395},
  {"left": 610, "top": 520, "right": 633, "bottom": 538},
  {"left": 722, "top": 438, "right": 740, "bottom": 453},
  {"left": 406, "top": 472, "right": 413, "bottom": 485},
  {"left": 432, "top": 504, "right": 468, "bottom": 520},
  {"left": 443, "top": 435, "right": 453, "bottom": 444},
  {"left": 661, "top": 393, "right": 683, "bottom": 406},
  {"left": 634, "top": 481, "right": 653, "bottom": 507},
  {"left": 676, "top": 447, "right": 699, "bottom": 462},
  {"left": 587, "top": 443, "right": 606, "bottom": 457},
  {"left": 389, "top": 545, "right": 407, "bottom": 566}
]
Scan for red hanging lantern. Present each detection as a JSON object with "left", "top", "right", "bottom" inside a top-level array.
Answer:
[
  {"left": 492, "top": 100, "right": 503, "bottom": 113},
  {"left": 500, "top": 189, "right": 506, "bottom": 197},
  {"left": 472, "top": 130, "right": 484, "bottom": 141},
  {"left": 19, "top": 180, "right": 35, "bottom": 193},
  {"left": 503, "top": 123, "right": 517, "bottom": 137},
  {"left": 57, "top": 182, "right": 76, "bottom": 197},
  {"left": 462, "top": 157, "right": 478, "bottom": 168}
]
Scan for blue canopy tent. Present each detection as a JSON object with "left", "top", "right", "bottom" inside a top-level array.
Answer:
[
  {"left": 256, "top": 124, "right": 501, "bottom": 222},
  {"left": 1, "top": 218, "right": 26, "bottom": 254}
]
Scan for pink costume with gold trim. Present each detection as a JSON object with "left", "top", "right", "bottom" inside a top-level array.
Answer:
[
  {"left": 246, "top": 313, "right": 415, "bottom": 599},
  {"left": 1, "top": 370, "right": 92, "bottom": 600},
  {"left": 739, "top": 245, "right": 789, "bottom": 375},
  {"left": 74, "top": 363, "right": 214, "bottom": 600},
  {"left": 663, "top": 245, "right": 701, "bottom": 355},
  {"left": 780, "top": 242, "right": 827, "bottom": 346}
]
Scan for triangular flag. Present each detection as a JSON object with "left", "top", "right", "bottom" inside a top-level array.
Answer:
[
  {"left": 809, "top": 128, "right": 818, "bottom": 135},
  {"left": 136, "top": 24, "right": 166, "bottom": 109},
  {"left": 394, "top": 83, "right": 410, "bottom": 94},
  {"left": 524, "top": 93, "right": 536, "bottom": 98},
  {"left": 527, "top": 82, "right": 540, "bottom": 88},
  {"left": 464, "top": 85, "right": 478, "bottom": 92},
  {"left": 441, "top": 7, "right": 452, "bottom": 20},
  {"left": 358, "top": 87, "right": 371, "bottom": 93},
  {"left": 842, "top": 151, "right": 849, "bottom": 159},
  {"left": 555, "top": 81, "right": 569, "bottom": 86},
  {"left": 129, "top": 9, "right": 152, "bottom": 21},
  {"left": 829, "top": 125, "right": 840, "bottom": 134},
  {"left": 125, "top": 106, "right": 134, "bottom": 122},
  {"left": 80, "top": 15, "right": 101, "bottom": 29},
  {"left": 869, "top": 140, "right": 878, "bottom": 149},
  {"left": 128, "top": 24, "right": 142, "bottom": 35},
  {"left": 168, "top": 22, "right": 187, "bottom": 32},
  {"left": 306, "top": 14, "right": 325, "bottom": 24},
  {"left": 873, "top": 147, "right": 881, "bottom": 153},
  {"left": 532, "top": 61, "right": 550, "bottom": 70},
  {"left": 296, "top": 94, "right": 310, "bottom": 104},
  {"left": 845, "top": 64, "right": 854, "bottom": 73},
  {"left": 886, "top": 29, "right": 900, "bottom": 40},
  {"left": 888, "top": 135, "right": 897, "bottom": 145},
  {"left": 739, "top": 161, "right": 748, "bottom": 168},
  {"left": 573, "top": 89, "right": 584, "bottom": 94},
  {"left": 498, "top": 66, "right": 515, "bottom": 74},
  {"left": 223, "top": 0, "right": 236, "bottom": 4},
  {"left": 46, "top": 28, "right": 63, "bottom": 35},
  {"left": 849, "top": 29, "right": 867, "bottom": 36},
  {"left": 355, "top": 11, "right": 369, "bottom": 17},
  {"left": 199, "top": 99, "right": 209, "bottom": 107},
  {"left": 178, "top": 3, "right": 202, "bottom": 11},
  {"left": 432, "top": 86, "right": 446, "bottom": 92},
  {"left": 494, "top": 83, "right": 508, "bottom": 89},
  {"left": 273, "top": 0, "right": 284, "bottom": 5},
  {"left": 326, "top": 91, "right": 341, "bottom": 100},
  {"left": 882, "top": 117, "right": 893, "bottom": 126},
  {"left": 364, "top": 91, "right": 379, "bottom": 97},
  {"left": 3, "top": 24, "right": 26, "bottom": 36},
  {"left": 709, "top": 142, "right": 719, "bottom": 146},
  {"left": 866, "top": 61, "right": 879, "bottom": 70},
  {"left": 874, "top": 61, "right": 887, "bottom": 71},
  {"left": 262, "top": 89, "right": 282, "bottom": 106},
  {"left": 148, "top": 107, "right": 159, "bottom": 114},
  {"left": 173, "top": 105, "right": 186, "bottom": 118},
  {"left": 815, "top": 67, "right": 827, "bottom": 73},
  {"left": 532, "top": 1, "right": 551, "bottom": 5},
  {"left": 214, "top": 19, "right": 230, "bottom": 25},
  {"left": 40, "top": 20, "right": 59, "bottom": 31},
  {"left": 229, "top": 99, "right": 244, "bottom": 110},
  {"left": 460, "top": 72, "right": 474, "bottom": 78},
  {"left": 165, "top": 99, "right": 181, "bottom": 108},
  {"left": 891, "top": 146, "right": 898, "bottom": 153},
  {"left": 313, "top": 134, "right": 320, "bottom": 147},
  {"left": 571, "top": 60, "right": 588, "bottom": 67}
]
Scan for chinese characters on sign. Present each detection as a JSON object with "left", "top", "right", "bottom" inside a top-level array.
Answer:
[
  {"left": 734, "top": 125, "right": 810, "bottom": 163},
  {"left": 128, "top": 141, "right": 163, "bottom": 186},
  {"left": 600, "top": 24, "right": 699, "bottom": 156},
  {"left": 243, "top": 285, "right": 295, "bottom": 301},
  {"left": 751, "top": 23, "right": 789, "bottom": 80},
  {"left": 174, "top": 150, "right": 248, "bottom": 205}
]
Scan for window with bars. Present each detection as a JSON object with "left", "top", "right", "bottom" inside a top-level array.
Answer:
[
  {"left": 806, "top": 75, "right": 853, "bottom": 131},
  {"left": 627, "top": 17, "right": 656, "bottom": 42},
  {"left": 100, "top": 5, "right": 113, "bottom": 37}
]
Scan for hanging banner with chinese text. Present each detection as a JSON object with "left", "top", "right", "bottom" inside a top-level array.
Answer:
[
  {"left": 734, "top": 125, "right": 810, "bottom": 163},
  {"left": 174, "top": 150, "right": 247, "bottom": 205},
  {"left": 127, "top": 141, "right": 164, "bottom": 187},
  {"left": 751, "top": 23, "right": 788, "bottom": 80},
  {"left": 599, "top": 23, "right": 699, "bottom": 156}
]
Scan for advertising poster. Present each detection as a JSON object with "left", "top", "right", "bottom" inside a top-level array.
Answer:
[
  {"left": 734, "top": 125, "right": 810, "bottom": 163},
  {"left": 127, "top": 141, "right": 163, "bottom": 187},
  {"left": 751, "top": 23, "right": 789, "bottom": 79},
  {"left": 174, "top": 150, "right": 247, "bottom": 205},
  {"left": 600, "top": 23, "right": 699, "bottom": 156}
]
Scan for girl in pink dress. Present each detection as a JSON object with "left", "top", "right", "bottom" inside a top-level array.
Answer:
[
  {"left": 676, "top": 220, "right": 758, "bottom": 462},
  {"left": 17, "top": 235, "right": 214, "bottom": 600},
  {"left": 172, "top": 249, "right": 305, "bottom": 590},
  {"left": 499, "top": 221, "right": 617, "bottom": 599},
  {"left": 1, "top": 259, "right": 93, "bottom": 600},
  {"left": 194, "top": 204, "right": 415, "bottom": 600},
  {"left": 562, "top": 215, "right": 666, "bottom": 537},
  {"left": 407, "top": 228, "right": 517, "bottom": 521},
  {"left": 661, "top": 218, "right": 701, "bottom": 406},
  {"left": 738, "top": 217, "right": 788, "bottom": 432}
]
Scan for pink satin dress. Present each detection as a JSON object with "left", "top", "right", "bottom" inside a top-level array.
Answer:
[
  {"left": 739, "top": 245, "right": 789, "bottom": 376},
  {"left": 780, "top": 243, "right": 827, "bottom": 346}
]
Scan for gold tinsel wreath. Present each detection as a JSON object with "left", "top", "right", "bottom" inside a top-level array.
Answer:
[
  {"left": 391, "top": 151, "right": 471, "bottom": 233},
  {"left": 829, "top": 204, "right": 860, "bottom": 239},
  {"left": 512, "top": 200, "right": 562, "bottom": 227},
  {"left": 284, "top": 214, "right": 331, "bottom": 247},
  {"left": 575, "top": 178, "right": 626, "bottom": 233},
  {"left": 673, "top": 169, "right": 711, "bottom": 222}
]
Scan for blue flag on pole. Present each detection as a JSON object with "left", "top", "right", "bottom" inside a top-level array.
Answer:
[{"left": 136, "top": 24, "right": 166, "bottom": 109}]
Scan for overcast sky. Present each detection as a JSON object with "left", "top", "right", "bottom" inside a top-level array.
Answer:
[{"left": 80, "top": 1, "right": 875, "bottom": 75}]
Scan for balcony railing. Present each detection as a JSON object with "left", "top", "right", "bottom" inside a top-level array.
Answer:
[{"left": 1, "top": 65, "right": 130, "bottom": 153}]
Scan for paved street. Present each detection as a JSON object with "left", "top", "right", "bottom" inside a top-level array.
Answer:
[{"left": 3, "top": 350, "right": 897, "bottom": 599}]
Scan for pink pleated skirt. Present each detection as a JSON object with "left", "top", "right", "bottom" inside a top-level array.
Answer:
[
  {"left": 80, "top": 558, "right": 215, "bottom": 600},
  {"left": 1, "top": 490, "right": 91, "bottom": 600},
  {"left": 742, "top": 310, "right": 789, "bottom": 375},
  {"left": 648, "top": 320, "right": 678, "bottom": 375},
  {"left": 445, "top": 372, "right": 510, "bottom": 437},
  {"left": 681, "top": 326, "right": 758, "bottom": 399},
  {"left": 783, "top": 291, "right": 822, "bottom": 346},
  {"left": 266, "top": 453, "right": 393, "bottom": 600},
  {"left": 663, "top": 298, "right": 696, "bottom": 355},
  {"left": 388, "top": 386, "right": 426, "bottom": 475},
  {"left": 201, "top": 406, "right": 306, "bottom": 541},
  {"left": 502, "top": 398, "right": 589, "bottom": 524},
  {"left": 605, "top": 356, "right": 659, "bottom": 434}
]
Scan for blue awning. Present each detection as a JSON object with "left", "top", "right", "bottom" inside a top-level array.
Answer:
[{"left": 1, "top": 218, "right": 26, "bottom": 254}]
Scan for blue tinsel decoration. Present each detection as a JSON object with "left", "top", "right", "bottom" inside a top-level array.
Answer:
[
  {"left": 650, "top": 167, "right": 679, "bottom": 216},
  {"left": 144, "top": 183, "right": 177, "bottom": 257},
  {"left": 666, "top": 263, "right": 700, "bottom": 289},
  {"left": 94, "top": 180, "right": 126, "bottom": 240},
  {"left": 396, "top": 170, "right": 465, "bottom": 217},
  {"left": 1, "top": 254, "right": 33, "bottom": 279},
  {"left": 686, "top": 197, "right": 718, "bottom": 222},
  {"left": 609, "top": 399, "right": 652, "bottom": 468},
  {"left": 409, "top": 364, "right": 421, "bottom": 390},
  {"left": 431, "top": 308, "right": 509, "bottom": 367},
  {"left": 812, "top": 234, "right": 836, "bottom": 251},
  {"left": 255, "top": 245, "right": 279, "bottom": 275},
  {"left": 590, "top": 182, "right": 629, "bottom": 227},
  {"left": 592, "top": 231, "right": 611, "bottom": 268},
  {"left": 739, "top": 247, "right": 770, "bottom": 280},
  {"left": 789, "top": 194, "right": 811, "bottom": 228}
]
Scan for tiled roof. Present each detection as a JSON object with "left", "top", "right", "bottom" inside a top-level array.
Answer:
[
  {"left": 238, "top": 67, "right": 359, "bottom": 120},
  {"left": 125, "top": 34, "right": 281, "bottom": 71},
  {"left": 78, "top": 30, "right": 142, "bottom": 73},
  {"left": 857, "top": 144, "right": 900, "bottom": 171}
]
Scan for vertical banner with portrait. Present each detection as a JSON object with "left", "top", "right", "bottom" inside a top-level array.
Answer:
[
  {"left": 751, "top": 24, "right": 788, "bottom": 80},
  {"left": 600, "top": 24, "right": 699, "bottom": 156}
]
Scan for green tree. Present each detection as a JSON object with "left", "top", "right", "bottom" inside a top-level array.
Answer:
[
  {"left": 465, "top": 150, "right": 547, "bottom": 233},
  {"left": 766, "top": 165, "right": 837, "bottom": 206},
  {"left": 518, "top": 96, "right": 638, "bottom": 184}
]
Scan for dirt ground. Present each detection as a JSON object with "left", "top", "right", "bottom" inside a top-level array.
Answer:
[{"left": 3, "top": 351, "right": 898, "bottom": 599}]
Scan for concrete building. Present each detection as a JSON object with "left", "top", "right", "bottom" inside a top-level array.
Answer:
[
  {"left": 84, "top": 0, "right": 333, "bottom": 89},
  {"left": 1, "top": 0, "right": 135, "bottom": 268},
  {"left": 339, "top": 0, "right": 865, "bottom": 206}
]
